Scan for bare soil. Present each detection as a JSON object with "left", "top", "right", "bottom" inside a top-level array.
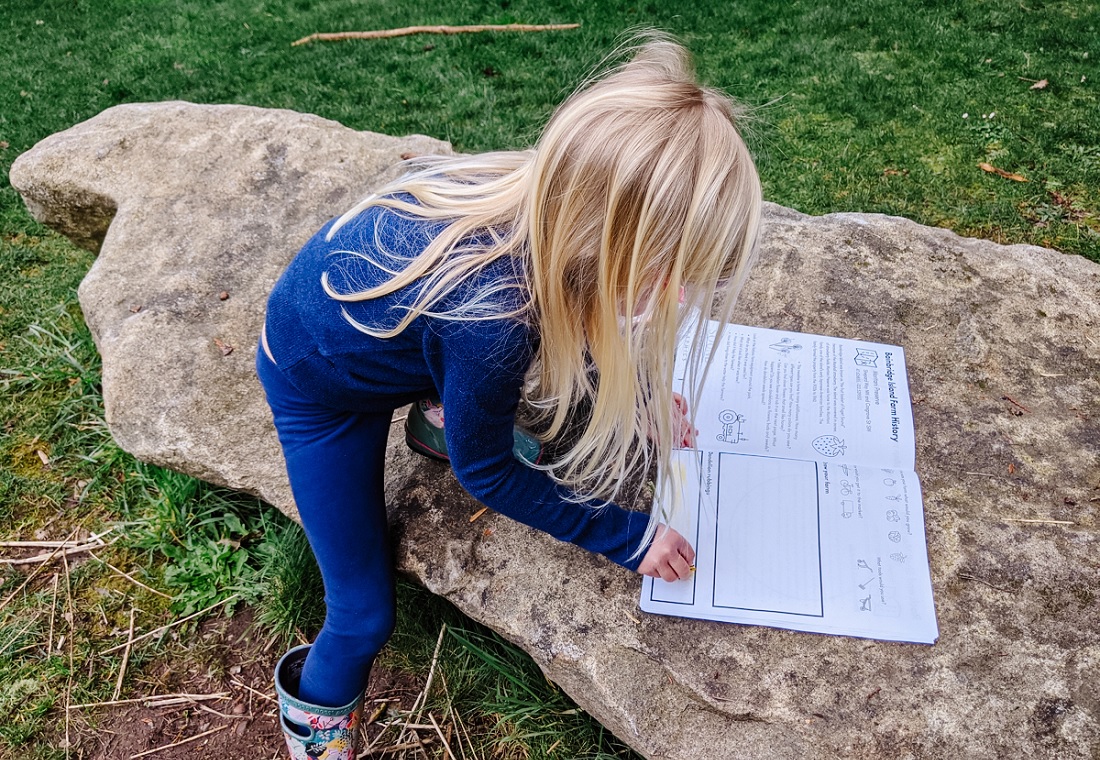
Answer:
[{"left": 75, "top": 609, "right": 425, "bottom": 760}]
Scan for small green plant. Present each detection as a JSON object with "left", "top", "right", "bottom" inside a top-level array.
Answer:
[{"left": 123, "top": 465, "right": 268, "bottom": 615}]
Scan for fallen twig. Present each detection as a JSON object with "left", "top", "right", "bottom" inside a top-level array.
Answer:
[
  {"left": 978, "top": 162, "right": 1028, "bottom": 182},
  {"left": 186, "top": 696, "right": 251, "bottom": 720},
  {"left": 63, "top": 554, "right": 74, "bottom": 760},
  {"left": 1004, "top": 517, "right": 1075, "bottom": 525},
  {"left": 439, "top": 672, "right": 473, "bottom": 760},
  {"left": 292, "top": 23, "right": 580, "bottom": 47},
  {"left": 0, "top": 541, "right": 108, "bottom": 565},
  {"left": 89, "top": 554, "right": 173, "bottom": 599},
  {"left": 48, "top": 572, "right": 59, "bottom": 653},
  {"left": 230, "top": 677, "right": 277, "bottom": 705},
  {"left": 429, "top": 713, "right": 458, "bottom": 760},
  {"left": 101, "top": 594, "right": 239, "bottom": 654},
  {"left": 0, "top": 527, "right": 113, "bottom": 550},
  {"left": 360, "top": 737, "right": 436, "bottom": 755},
  {"left": 395, "top": 622, "right": 448, "bottom": 754},
  {"left": 0, "top": 617, "right": 39, "bottom": 657},
  {"left": 412, "top": 624, "right": 447, "bottom": 722},
  {"left": 0, "top": 527, "right": 80, "bottom": 614},
  {"left": 112, "top": 608, "right": 137, "bottom": 701},
  {"left": 469, "top": 507, "right": 488, "bottom": 523},
  {"left": 1001, "top": 394, "right": 1031, "bottom": 414},
  {"left": 69, "top": 692, "right": 230, "bottom": 710},
  {"left": 130, "top": 724, "right": 229, "bottom": 758}
]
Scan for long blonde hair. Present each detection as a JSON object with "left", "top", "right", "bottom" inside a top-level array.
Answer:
[{"left": 323, "top": 33, "right": 762, "bottom": 554}]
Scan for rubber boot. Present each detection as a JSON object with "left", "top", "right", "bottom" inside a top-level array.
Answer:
[
  {"left": 275, "top": 644, "right": 364, "bottom": 760},
  {"left": 405, "top": 397, "right": 543, "bottom": 465}
]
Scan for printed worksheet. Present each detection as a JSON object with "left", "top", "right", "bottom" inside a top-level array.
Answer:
[{"left": 640, "top": 322, "right": 938, "bottom": 644}]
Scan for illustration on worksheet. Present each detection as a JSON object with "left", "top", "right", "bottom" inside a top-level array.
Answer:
[
  {"left": 891, "top": 553, "right": 907, "bottom": 564},
  {"left": 860, "top": 596, "right": 873, "bottom": 612},
  {"left": 812, "top": 435, "right": 847, "bottom": 458},
  {"left": 840, "top": 480, "right": 854, "bottom": 496},
  {"left": 841, "top": 500, "right": 855, "bottom": 518},
  {"left": 886, "top": 510, "right": 901, "bottom": 522},
  {"left": 883, "top": 477, "right": 897, "bottom": 487},
  {"left": 854, "top": 348, "right": 879, "bottom": 367},
  {"left": 769, "top": 337, "right": 803, "bottom": 355},
  {"left": 888, "top": 531, "right": 902, "bottom": 543},
  {"left": 885, "top": 494, "right": 903, "bottom": 502},
  {"left": 715, "top": 409, "right": 748, "bottom": 444}
]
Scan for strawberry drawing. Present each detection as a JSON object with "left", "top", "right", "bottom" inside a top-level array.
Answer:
[{"left": 812, "top": 435, "right": 846, "bottom": 457}]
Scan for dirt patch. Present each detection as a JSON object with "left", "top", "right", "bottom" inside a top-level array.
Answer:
[{"left": 75, "top": 609, "right": 425, "bottom": 760}]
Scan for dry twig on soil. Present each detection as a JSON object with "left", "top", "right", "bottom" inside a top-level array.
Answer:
[
  {"left": 429, "top": 713, "right": 458, "bottom": 760},
  {"left": 230, "top": 677, "right": 277, "bottom": 705},
  {"left": 129, "top": 724, "right": 229, "bottom": 758},
  {"left": 69, "top": 692, "right": 230, "bottom": 710}
]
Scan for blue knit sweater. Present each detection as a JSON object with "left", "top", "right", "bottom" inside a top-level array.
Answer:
[{"left": 264, "top": 202, "right": 649, "bottom": 571}]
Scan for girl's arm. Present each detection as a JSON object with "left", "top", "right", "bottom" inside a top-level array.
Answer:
[{"left": 425, "top": 317, "right": 655, "bottom": 571}]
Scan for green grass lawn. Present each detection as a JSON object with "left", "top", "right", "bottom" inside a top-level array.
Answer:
[{"left": 1, "top": 0, "right": 1097, "bottom": 757}]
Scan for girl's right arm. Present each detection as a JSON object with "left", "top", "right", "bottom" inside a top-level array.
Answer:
[{"left": 425, "top": 316, "right": 658, "bottom": 572}]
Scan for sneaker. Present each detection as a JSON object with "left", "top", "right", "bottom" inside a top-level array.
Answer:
[{"left": 405, "top": 398, "right": 543, "bottom": 466}]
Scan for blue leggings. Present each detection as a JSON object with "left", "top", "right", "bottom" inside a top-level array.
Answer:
[{"left": 256, "top": 347, "right": 396, "bottom": 708}]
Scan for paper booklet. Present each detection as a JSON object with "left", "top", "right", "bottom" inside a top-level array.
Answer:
[{"left": 640, "top": 320, "right": 938, "bottom": 644}]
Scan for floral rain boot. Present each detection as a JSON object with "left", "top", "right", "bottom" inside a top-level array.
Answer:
[
  {"left": 275, "top": 644, "right": 363, "bottom": 760},
  {"left": 404, "top": 397, "right": 543, "bottom": 465}
]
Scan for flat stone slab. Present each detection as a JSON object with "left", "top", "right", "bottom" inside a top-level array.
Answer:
[{"left": 11, "top": 102, "right": 1100, "bottom": 759}]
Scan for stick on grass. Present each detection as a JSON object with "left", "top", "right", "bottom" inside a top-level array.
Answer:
[
  {"left": 101, "top": 594, "right": 239, "bottom": 654},
  {"left": 292, "top": 23, "right": 580, "bottom": 47},
  {"left": 89, "top": 553, "right": 173, "bottom": 599},
  {"left": 112, "top": 607, "right": 136, "bottom": 701},
  {"left": 0, "top": 527, "right": 80, "bottom": 614}
]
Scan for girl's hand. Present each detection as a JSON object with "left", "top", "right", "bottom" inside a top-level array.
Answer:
[
  {"left": 637, "top": 525, "right": 696, "bottom": 582},
  {"left": 672, "top": 392, "right": 698, "bottom": 448}
]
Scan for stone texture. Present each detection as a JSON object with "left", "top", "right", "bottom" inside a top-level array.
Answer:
[{"left": 11, "top": 102, "right": 1100, "bottom": 760}]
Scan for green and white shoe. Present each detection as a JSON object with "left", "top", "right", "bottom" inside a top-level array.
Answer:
[{"left": 405, "top": 397, "right": 543, "bottom": 466}]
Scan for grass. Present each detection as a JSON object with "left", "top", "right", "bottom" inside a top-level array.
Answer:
[{"left": 0, "top": 0, "right": 1097, "bottom": 757}]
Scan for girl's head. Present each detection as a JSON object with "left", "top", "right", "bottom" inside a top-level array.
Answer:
[
  {"left": 520, "top": 35, "right": 762, "bottom": 524},
  {"left": 327, "top": 33, "right": 762, "bottom": 548},
  {"left": 528, "top": 37, "right": 760, "bottom": 328}
]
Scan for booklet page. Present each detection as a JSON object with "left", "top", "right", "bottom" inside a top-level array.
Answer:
[
  {"left": 641, "top": 320, "right": 937, "bottom": 643},
  {"left": 676, "top": 322, "right": 916, "bottom": 470},
  {"left": 640, "top": 451, "right": 939, "bottom": 644}
]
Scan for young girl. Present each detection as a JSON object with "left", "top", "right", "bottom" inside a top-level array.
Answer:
[{"left": 257, "top": 34, "right": 762, "bottom": 759}]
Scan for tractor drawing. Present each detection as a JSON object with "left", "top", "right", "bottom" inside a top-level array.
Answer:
[{"left": 716, "top": 409, "right": 747, "bottom": 444}]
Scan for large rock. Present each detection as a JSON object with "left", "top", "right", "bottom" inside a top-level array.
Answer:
[{"left": 11, "top": 102, "right": 1100, "bottom": 760}]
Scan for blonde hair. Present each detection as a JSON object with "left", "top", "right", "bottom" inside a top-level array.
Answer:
[{"left": 323, "top": 33, "right": 762, "bottom": 555}]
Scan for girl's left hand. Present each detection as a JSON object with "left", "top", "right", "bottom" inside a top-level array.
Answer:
[
  {"left": 672, "top": 392, "right": 698, "bottom": 448},
  {"left": 637, "top": 525, "right": 696, "bottom": 582}
]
